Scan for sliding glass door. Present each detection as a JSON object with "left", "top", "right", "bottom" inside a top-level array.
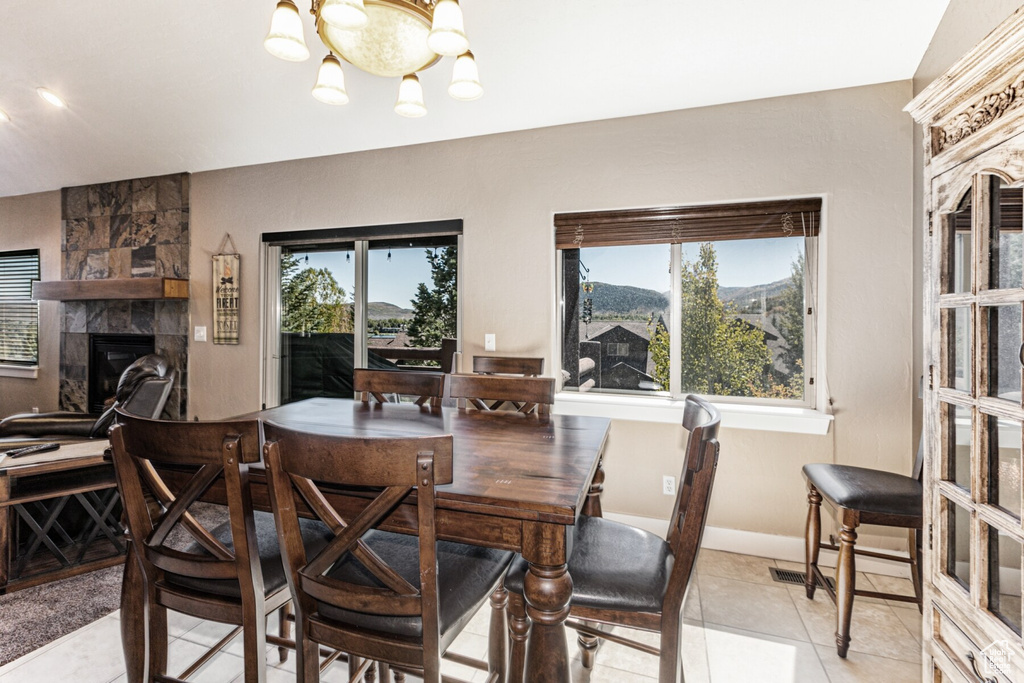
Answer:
[
  {"left": 279, "top": 243, "right": 356, "bottom": 404},
  {"left": 262, "top": 224, "right": 460, "bottom": 408},
  {"left": 366, "top": 237, "right": 457, "bottom": 371}
]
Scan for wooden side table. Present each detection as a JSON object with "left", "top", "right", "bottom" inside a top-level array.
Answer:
[{"left": 0, "top": 440, "right": 127, "bottom": 594}]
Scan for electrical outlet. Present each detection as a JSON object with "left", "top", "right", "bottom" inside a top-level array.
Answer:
[
  {"left": 662, "top": 475, "right": 676, "bottom": 496},
  {"left": 484, "top": 333, "right": 495, "bottom": 351},
  {"left": 194, "top": 326, "right": 207, "bottom": 342}
]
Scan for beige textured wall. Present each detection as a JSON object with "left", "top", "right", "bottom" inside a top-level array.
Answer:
[
  {"left": 189, "top": 81, "right": 915, "bottom": 542},
  {"left": 0, "top": 191, "right": 62, "bottom": 416}
]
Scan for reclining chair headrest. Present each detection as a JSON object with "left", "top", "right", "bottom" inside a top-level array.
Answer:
[
  {"left": 90, "top": 354, "right": 173, "bottom": 438},
  {"left": 116, "top": 354, "right": 171, "bottom": 403}
]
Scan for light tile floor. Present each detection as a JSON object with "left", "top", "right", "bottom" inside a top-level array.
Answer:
[{"left": 0, "top": 550, "right": 922, "bottom": 682}]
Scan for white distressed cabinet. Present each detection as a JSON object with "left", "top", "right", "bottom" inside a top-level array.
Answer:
[{"left": 908, "top": 8, "right": 1024, "bottom": 682}]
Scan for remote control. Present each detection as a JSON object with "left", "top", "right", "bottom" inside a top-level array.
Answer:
[{"left": 5, "top": 442, "right": 61, "bottom": 459}]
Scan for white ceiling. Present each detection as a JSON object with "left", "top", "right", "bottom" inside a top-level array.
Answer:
[{"left": 0, "top": 0, "right": 950, "bottom": 198}]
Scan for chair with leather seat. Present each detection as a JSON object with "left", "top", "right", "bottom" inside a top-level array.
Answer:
[
  {"left": 353, "top": 368, "right": 446, "bottom": 409},
  {"left": 0, "top": 354, "right": 173, "bottom": 445},
  {"left": 504, "top": 395, "right": 721, "bottom": 683},
  {"left": 110, "top": 411, "right": 335, "bottom": 683},
  {"left": 262, "top": 421, "right": 515, "bottom": 683},
  {"left": 802, "top": 440, "right": 923, "bottom": 658}
]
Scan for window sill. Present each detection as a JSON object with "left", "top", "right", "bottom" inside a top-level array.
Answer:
[
  {"left": 0, "top": 364, "right": 39, "bottom": 379},
  {"left": 553, "top": 392, "right": 833, "bottom": 435}
]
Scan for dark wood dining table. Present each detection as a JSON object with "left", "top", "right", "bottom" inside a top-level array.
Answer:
[{"left": 119, "top": 397, "right": 610, "bottom": 683}]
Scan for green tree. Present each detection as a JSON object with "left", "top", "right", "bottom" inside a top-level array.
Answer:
[
  {"left": 647, "top": 315, "right": 670, "bottom": 390},
  {"left": 407, "top": 246, "right": 457, "bottom": 347},
  {"left": 650, "top": 243, "right": 777, "bottom": 396},
  {"left": 280, "top": 252, "right": 353, "bottom": 334},
  {"left": 776, "top": 252, "right": 805, "bottom": 375}
]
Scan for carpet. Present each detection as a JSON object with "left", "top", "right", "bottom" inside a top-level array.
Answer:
[
  {"left": 0, "top": 563, "right": 124, "bottom": 666},
  {"left": 0, "top": 502, "right": 229, "bottom": 667}
]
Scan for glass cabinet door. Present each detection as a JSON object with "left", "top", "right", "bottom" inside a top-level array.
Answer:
[
  {"left": 945, "top": 191, "right": 972, "bottom": 295},
  {"left": 988, "top": 175, "right": 1024, "bottom": 291},
  {"left": 935, "top": 174, "right": 1024, "bottom": 639},
  {"left": 988, "top": 414, "right": 1023, "bottom": 519}
]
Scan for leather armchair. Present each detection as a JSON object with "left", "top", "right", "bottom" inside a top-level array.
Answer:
[{"left": 0, "top": 354, "right": 173, "bottom": 442}]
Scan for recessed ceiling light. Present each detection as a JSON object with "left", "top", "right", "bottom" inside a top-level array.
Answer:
[
  {"left": 37, "top": 88, "right": 67, "bottom": 108},
  {"left": 0, "top": 109, "right": 9, "bottom": 123}
]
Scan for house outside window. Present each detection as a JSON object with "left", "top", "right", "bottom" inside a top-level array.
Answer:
[
  {"left": 0, "top": 249, "right": 40, "bottom": 366},
  {"left": 558, "top": 199, "right": 820, "bottom": 407}
]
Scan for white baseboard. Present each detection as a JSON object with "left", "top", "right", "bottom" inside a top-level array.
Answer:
[{"left": 603, "top": 512, "right": 912, "bottom": 579}]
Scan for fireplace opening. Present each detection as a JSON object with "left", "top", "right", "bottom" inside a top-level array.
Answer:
[{"left": 88, "top": 334, "right": 155, "bottom": 413}]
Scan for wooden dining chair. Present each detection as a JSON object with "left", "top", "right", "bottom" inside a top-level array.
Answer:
[
  {"left": 504, "top": 395, "right": 721, "bottom": 683},
  {"left": 109, "top": 411, "right": 335, "bottom": 683},
  {"left": 262, "top": 421, "right": 516, "bottom": 683},
  {"left": 471, "top": 356, "right": 544, "bottom": 377},
  {"left": 353, "top": 368, "right": 446, "bottom": 409},
  {"left": 801, "top": 440, "right": 923, "bottom": 657},
  {"left": 447, "top": 374, "right": 554, "bottom": 415}
]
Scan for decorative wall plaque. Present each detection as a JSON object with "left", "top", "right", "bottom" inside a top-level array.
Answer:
[{"left": 213, "top": 234, "right": 240, "bottom": 345}]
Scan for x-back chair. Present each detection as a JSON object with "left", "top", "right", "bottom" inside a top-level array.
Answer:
[
  {"left": 447, "top": 374, "right": 554, "bottom": 416},
  {"left": 110, "top": 411, "right": 333, "bottom": 683},
  {"left": 471, "top": 356, "right": 544, "bottom": 378},
  {"left": 353, "top": 368, "right": 446, "bottom": 409},
  {"left": 262, "top": 422, "right": 515, "bottom": 683},
  {"left": 504, "top": 395, "right": 721, "bottom": 683}
]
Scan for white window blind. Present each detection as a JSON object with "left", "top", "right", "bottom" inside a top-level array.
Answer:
[{"left": 0, "top": 250, "right": 40, "bottom": 365}]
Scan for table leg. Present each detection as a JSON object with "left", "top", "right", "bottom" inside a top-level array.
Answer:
[
  {"left": 521, "top": 522, "right": 572, "bottom": 683},
  {"left": 121, "top": 543, "right": 147, "bottom": 683},
  {"left": 487, "top": 586, "right": 508, "bottom": 683},
  {"left": 0, "top": 475, "right": 9, "bottom": 592},
  {"left": 582, "top": 457, "right": 604, "bottom": 518}
]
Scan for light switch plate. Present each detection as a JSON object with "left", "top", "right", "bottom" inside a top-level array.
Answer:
[
  {"left": 194, "top": 326, "right": 207, "bottom": 342},
  {"left": 484, "top": 333, "right": 495, "bottom": 351}
]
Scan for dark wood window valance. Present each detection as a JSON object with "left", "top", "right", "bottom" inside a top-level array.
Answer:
[
  {"left": 262, "top": 218, "right": 462, "bottom": 247},
  {"left": 554, "top": 197, "right": 822, "bottom": 249}
]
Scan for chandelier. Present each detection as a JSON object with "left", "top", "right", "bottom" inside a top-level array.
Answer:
[{"left": 263, "top": 0, "right": 482, "bottom": 117}]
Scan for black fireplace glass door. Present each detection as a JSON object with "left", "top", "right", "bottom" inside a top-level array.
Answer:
[{"left": 88, "top": 334, "right": 155, "bottom": 413}]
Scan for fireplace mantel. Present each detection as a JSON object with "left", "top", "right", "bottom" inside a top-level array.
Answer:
[{"left": 33, "top": 277, "right": 188, "bottom": 301}]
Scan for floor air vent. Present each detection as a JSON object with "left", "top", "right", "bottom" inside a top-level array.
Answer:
[{"left": 769, "top": 567, "right": 835, "bottom": 591}]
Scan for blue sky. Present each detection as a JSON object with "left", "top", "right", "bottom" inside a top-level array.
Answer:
[
  {"left": 581, "top": 238, "right": 802, "bottom": 291},
  {"left": 302, "top": 247, "right": 433, "bottom": 309}
]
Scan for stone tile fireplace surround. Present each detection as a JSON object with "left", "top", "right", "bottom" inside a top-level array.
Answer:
[{"left": 58, "top": 173, "right": 189, "bottom": 419}]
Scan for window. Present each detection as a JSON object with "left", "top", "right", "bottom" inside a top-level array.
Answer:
[
  {"left": 558, "top": 199, "right": 820, "bottom": 406},
  {"left": 0, "top": 249, "right": 40, "bottom": 366},
  {"left": 262, "top": 222, "right": 460, "bottom": 406},
  {"left": 606, "top": 343, "right": 630, "bottom": 357}
]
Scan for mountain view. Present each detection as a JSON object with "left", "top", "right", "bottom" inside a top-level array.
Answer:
[
  {"left": 718, "top": 278, "right": 791, "bottom": 307},
  {"left": 367, "top": 301, "right": 414, "bottom": 320},
  {"left": 588, "top": 282, "right": 668, "bottom": 317},
  {"left": 584, "top": 278, "right": 790, "bottom": 318},
  {"left": 363, "top": 277, "right": 792, "bottom": 323}
]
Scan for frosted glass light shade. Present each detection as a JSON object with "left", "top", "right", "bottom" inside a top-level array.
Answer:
[
  {"left": 427, "top": 0, "right": 468, "bottom": 56},
  {"left": 312, "top": 54, "right": 350, "bottom": 105},
  {"left": 37, "top": 88, "right": 67, "bottom": 108},
  {"left": 0, "top": 109, "right": 9, "bottom": 123},
  {"left": 448, "top": 50, "right": 482, "bottom": 100},
  {"left": 320, "top": 3, "right": 438, "bottom": 78},
  {"left": 394, "top": 74, "right": 427, "bottom": 117},
  {"left": 264, "top": 0, "right": 310, "bottom": 62},
  {"left": 320, "top": 0, "right": 368, "bottom": 30}
]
